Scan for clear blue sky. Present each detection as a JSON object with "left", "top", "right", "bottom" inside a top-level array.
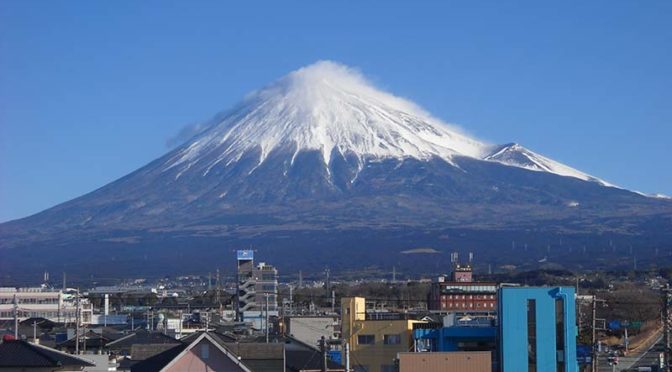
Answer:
[{"left": 1, "top": 1, "right": 670, "bottom": 222}]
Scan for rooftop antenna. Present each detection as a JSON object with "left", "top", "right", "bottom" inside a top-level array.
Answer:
[
  {"left": 325, "top": 267, "right": 331, "bottom": 295},
  {"left": 216, "top": 268, "right": 221, "bottom": 306}
]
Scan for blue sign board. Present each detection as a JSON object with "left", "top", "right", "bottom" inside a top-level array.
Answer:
[
  {"left": 608, "top": 320, "right": 621, "bottom": 330},
  {"left": 328, "top": 350, "right": 342, "bottom": 364},
  {"left": 576, "top": 345, "right": 592, "bottom": 365},
  {"left": 237, "top": 250, "right": 254, "bottom": 260}
]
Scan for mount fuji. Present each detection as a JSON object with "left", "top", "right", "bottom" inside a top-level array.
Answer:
[{"left": 1, "top": 61, "right": 670, "bottom": 280}]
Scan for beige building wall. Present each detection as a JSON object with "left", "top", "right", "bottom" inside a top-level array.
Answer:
[
  {"left": 341, "top": 297, "right": 423, "bottom": 372},
  {"left": 398, "top": 351, "right": 492, "bottom": 372},
  {"left": 286, "top": 316, "right": 338, "bottom": 346}
]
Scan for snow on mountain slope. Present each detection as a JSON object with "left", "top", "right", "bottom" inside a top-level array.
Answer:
[
  {"left": 162, "top": 60, "right": 611, "bottom": 186},
  {"left": 483, "top": 143, "right": 613, "bottom": 186},
  {"left": 163, "top": 61, "right": 488, "bottom": 174}
]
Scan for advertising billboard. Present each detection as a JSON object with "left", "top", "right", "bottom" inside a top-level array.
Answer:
[{"left": 237, "top": 250, "right": 254, "bottom": 261}]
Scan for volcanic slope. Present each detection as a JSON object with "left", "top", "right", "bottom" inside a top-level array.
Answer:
[{"left": 1, "top": 61, "right": 670, "bottom": 279}]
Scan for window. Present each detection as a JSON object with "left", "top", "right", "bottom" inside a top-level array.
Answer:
[
  {"left": 358, "top": 335, "right": 375, "bottom": 345},
  {"left": 383, "top": 334, "right": 401, "bottom": 345},
  {"left": 556, "top": 298, "right": 565, "bottom": 372},
  {"left": 200, "top": 343, "right": 209, "bottom": 359},
  {"left": 528, "top": 299, "right": 537, "bottom": 372}
]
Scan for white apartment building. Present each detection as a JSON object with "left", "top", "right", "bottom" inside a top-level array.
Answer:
[{"left": 0, "top": 287, "right": 93, "bottom": 324}]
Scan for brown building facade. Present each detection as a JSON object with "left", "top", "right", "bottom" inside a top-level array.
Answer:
[{"left": 428, "top": 265, "right": 497, "bottom": 311}]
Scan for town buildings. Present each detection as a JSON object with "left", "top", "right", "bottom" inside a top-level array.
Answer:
[
  {"left": 0, "top": 250, "right": 581, "bottom": 372},
  {"left": 0, "top": 287, "right": 92, "bottom": 324},
  {"left": 341, "top": 297, "right": 425, "bottom": 372},
  {"left": 236, "top": 250, "right": 279, "bottom": 330},
  {"left": 428, "top": 264, "right": 498, "bottom": 312},
  {"left": 498, "top": 286, "right": 578, "bottom": 372}
]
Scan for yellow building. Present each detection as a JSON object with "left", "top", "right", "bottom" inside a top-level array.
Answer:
[{"left": 341, "top": 297, "right": 424, "bottom": 372}]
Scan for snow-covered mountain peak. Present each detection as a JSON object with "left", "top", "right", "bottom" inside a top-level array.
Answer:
[
  {"left": 484, "top": 143, "right": 613, "bottom": 186},
  {"left": 165, "top": 61, "right": 488, "bottom": 172},
  {"left": 163, "top": 61, "right": 611, "bottom": 187}
]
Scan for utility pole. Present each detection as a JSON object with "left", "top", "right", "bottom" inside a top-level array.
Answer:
[
  {"left": 319, "top": 336, "right": 327, "bottom": 372},
  {"left": 75, "top": 289, "right": 80, "bottom": 354},
  {"left": 13, "top": 294, "right": 18, "bottom": 339},
  {"left": 82, "top": 322, "right": 87, "bottom": 353},
  {"left": 344, "top": 342, "right": 350, "bottom": 372},
  {"left": 178, "top": 310, "right": 183, "bottom": 338},
  {"left": 331, "top": 290, "right": 336, "bottom": 313},
  {"left": 216, "top": 268, "right": 221, "bottom": 306},
  {"left": 265, "top": 293, "right": 270, "bottom": 343},
  {"left": 591, "top": 296, "right": 597, "bottom": 372},
  {"left": 591, "top": 296, "right": 607, "bottom": 372},
  {"left": 662, "top": 284, "right": 672, "bottom": 372}
]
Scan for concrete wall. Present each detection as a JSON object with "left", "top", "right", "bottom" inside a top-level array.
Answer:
[{"left": 286, "top": 316, "right": 337, "bottom": 347}]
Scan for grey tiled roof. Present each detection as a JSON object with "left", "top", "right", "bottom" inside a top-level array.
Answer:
[{"left": 0, "top": 340, "right": 94, "bottom": 368}]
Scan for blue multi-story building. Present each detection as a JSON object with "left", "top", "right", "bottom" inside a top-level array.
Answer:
[
  {"left": 498, "top": 286, "right": 578, "bottom": 372},
  {"left": 412, "top": 286, "right": 578, "bottom": 372}
]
